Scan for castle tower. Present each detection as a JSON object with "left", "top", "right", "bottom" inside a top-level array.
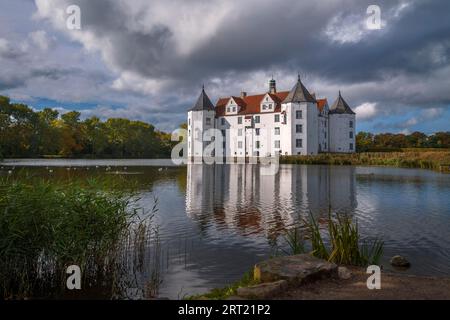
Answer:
[
  {"left": 280, "top": 75, "right": 319, "bottom": 155},
  {"left": 328, "top": 91, "right": 356, "bottom": 153},
  {"left": 269, "top": 77, "right": 277, "bottom": 94},
  {"left": 187, "top": 86, "right": 216, "bottom": 162}
]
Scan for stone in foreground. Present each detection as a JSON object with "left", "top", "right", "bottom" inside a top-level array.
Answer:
[
  {"left": 390, "top": 255, "right": 411, "bottom": 268},
  {"left": 338, "top": 266, "right": 352, "bottom": 280},
  {"left": 254, "top": 254, "right": 338, "bottom": 285},
  {"left": 236, "top": 280, "right": 288, "bottom": 299}
]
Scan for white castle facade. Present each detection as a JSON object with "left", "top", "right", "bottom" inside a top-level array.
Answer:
[{"left": 187, "top": 76, "right": 356, "bottom": 161}]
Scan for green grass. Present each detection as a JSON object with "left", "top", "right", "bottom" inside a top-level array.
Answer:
[
  {"left": 186, "top": 271, "right": 259, "bottom": 300},
  {"left": 280, "top": 150, "right": 450, "bottom": 172},
  {"left": 0, "top": 177, "right": 156, "bottom": 299}
]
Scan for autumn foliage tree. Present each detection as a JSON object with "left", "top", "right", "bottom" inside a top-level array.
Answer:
[{"left": 0, "top": 95, "right": 174, "bottom": 158}]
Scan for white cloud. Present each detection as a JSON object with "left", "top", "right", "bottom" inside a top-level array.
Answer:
[
  {"left": 29, "top": 30, "right": 53, "bottom": 51},
  {"left": 354, "top": 102, "right": 378, "bottom": 120},
  {"left": 324, "top": 13, "right": 368, "bottom": 44}
]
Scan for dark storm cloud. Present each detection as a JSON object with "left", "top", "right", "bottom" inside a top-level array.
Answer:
[
  {"left": 189, "top": 0, "right": 450, "bottom": 83},
  {"left": 2, "top": 0, "right": 449, "bottom": 131},
  {"left": 64, "top": 0, "right": 177, "bottom": 77},
  {"left": 51, "top": 0, "right": 450, "bottom": 103}
]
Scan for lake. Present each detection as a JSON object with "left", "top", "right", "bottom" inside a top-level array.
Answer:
[{"left": 1, "top": 159, "right": 450, "bottom": 299}]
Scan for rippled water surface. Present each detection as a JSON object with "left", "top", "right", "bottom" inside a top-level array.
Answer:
[{"left": 1, "top": 159, "right": 450, "bottom": 299}]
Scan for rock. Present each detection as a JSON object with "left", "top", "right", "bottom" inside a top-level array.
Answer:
[
  {"left": 236, "top": 280, "right": 288, "bottom": 299},
  {"left": 390, "top": 255, "right": 411, "bottom": 268},
  {"left": 254, "top": 254, "right": 338, "bottom": 285},
  {"left": 338, "top": 266, "right": 352, "bottom": 280}
]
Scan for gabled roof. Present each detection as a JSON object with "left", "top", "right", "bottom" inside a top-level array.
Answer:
[
  {"left": 316, "top": 99, "right": 328, "bottom": 112},
  {"left": 215, "top": 91, "right": 289, "bottom": 117},
  {"left": 282, "top": 75, "right": 317, "bottom": 104},
  {"left": 190, "top": 86, "right": 215, "bottom": 111},
  {"left": 329, "top": 92, "right": 355, "bottom": 115}
]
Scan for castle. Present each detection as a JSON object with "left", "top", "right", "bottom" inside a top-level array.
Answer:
[{"left": 187, "top": 76, "right": 356, "bottom": 161}]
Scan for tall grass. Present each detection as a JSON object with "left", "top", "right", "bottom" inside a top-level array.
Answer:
[
  {"left": 280, "top": 150, "right": 450, "bottom": 172},
  {"left": 0, "top": 177, "right": 158, "bottom": 299},
  {"left": 282, "top": 211, "right": 383, "bottom": 267}
]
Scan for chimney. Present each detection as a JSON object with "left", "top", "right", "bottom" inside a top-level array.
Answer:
[
  {"left": 240, "top": 91, "right": 247, "bottom": 98},
  {"left": 269, "top": 78, "right": 276, "bottom": 94}
]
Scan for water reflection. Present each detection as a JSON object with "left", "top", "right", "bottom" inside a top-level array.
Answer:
[{"left": 186, "top": 164, "right": 357, "bottom": 238}]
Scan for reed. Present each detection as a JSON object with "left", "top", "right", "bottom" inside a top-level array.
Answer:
[
  {"left": 0, "top": 177, "right": 158, "bottom": 299},
  {"left": 281, "top": 211, "right": 384, "bottom": 267},
  {"left": 280, "top": 150, "right": 450, "bottom": 172}
]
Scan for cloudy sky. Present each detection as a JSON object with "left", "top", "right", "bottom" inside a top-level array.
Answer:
[{"left": 0, "top": 0, "right": 449, "bottom": 133}]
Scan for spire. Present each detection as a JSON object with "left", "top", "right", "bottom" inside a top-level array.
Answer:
[
  {"left": 190, "top": 86, "right": 215, "bottom": 111},
  {"left": 269, "top": 77, "right": 277, "bottom": 94},
  {"left": 329, "top": 91, "right": 355, "bottom": 115},
  {"left": 282, "top": 75, "right": 316, "bottom": 103}
]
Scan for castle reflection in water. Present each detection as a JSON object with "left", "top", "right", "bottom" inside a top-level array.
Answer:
[{"left": 185, "top": 164, "right": 357, "bottom": 238}]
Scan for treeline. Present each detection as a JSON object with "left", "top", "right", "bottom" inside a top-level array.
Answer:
[
  {"left": 0, "top": 96, "right": 173, "bottom": 159},
  {"left": 356, "top": 131, "right": 450, "bottom": 152}
]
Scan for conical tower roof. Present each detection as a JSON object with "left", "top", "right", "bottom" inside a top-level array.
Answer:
[
  {"left": 190, "top": 85, "right": 215, "bottom": 111},
  {"left": 282, "top": 75, "right": 317, "bottom": 103},
  {"left": 329, "top": 91, "right": 355, "bottom": 114}
]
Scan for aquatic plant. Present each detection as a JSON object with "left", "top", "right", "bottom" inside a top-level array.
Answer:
[
  {"left": 0, "top": 177, "right": 159, "bottom": 299},
  {"left": 279, "top": 210, "right": 384, "bottom": 267},
  {"left": 306, "top": 211, "right": 384, "bottom": 266}
]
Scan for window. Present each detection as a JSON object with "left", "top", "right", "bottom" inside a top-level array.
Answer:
[
  {"left": 325, "top": 132, "right": 327, "bottom": 138},
  {"left": 188, "top": 118, "right": 190, "bottom": 126},
  {"left": 221, "top": 118, "right": 225, "bottom": 125},
  {"left": 232, "top": 106, "right": 236, "bottom": 112},
  {"left": 205, "top": 117, "right": 211, "bottom": 125},
  {"left": 238, "top": 141, "right": 243, "bottom": 149},
  {"left": 325, "top": 121, "right": 327, "bottom": 128},
  {"left": 349, "top": 131, "right": 353, "bottom": 139},
  {"left": 296, "top": 110, "right": 302, "bottom": 119},
  {"left": 296, "top": 139, "right": 303, "bottom": 148},
  {"left": 296, "top": 124, "right": 302, "bottom": 133},
  {"left": 325, "top": 142, "right": 327, "bottom": 149},
  {"left": 274, "top": 114, "right": 280, "bottom": 122},
  {"left": 226, "top": 107, "right": 230, "bottom": 113},
  {"left": 238, "top": 128, "right": 243, "bottom": 136},
  {"left": 349, "top": 120, "right": 353, "bottom": 128},
  {"left": 223, "top": 141, "right": 226, "bottom": 148},
  {"left": 221, "top": 129, "right": 226, "bottom": 137},
  {"left": 256, "top": 141, "right": 260, "bottom": 149},
  {"left": 350, "top": 143, "right": 354, "bottom": 150},
  {"left": 254, "top": 115, "right": 260, "bottom": 123},
  {"left": 262, "top": 104, "right": 267, "bottom": 110},
  {"left": 238, "top": 117, "right": 242, "bottom": 124},
  {"left": 274, "top": 140, "right": 280, "bottom": 148},
  {"left": 274, "top": 127, "right": 280, "bottom": 135},
  {"left": 255, "top": 128, "right": 260, "bottom": 136}
]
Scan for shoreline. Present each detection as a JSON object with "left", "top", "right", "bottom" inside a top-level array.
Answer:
[
  {"left": 1, "top": 149, "right": 449, "bottom": 173},
  {"left": 191, "top": 265, "right": 450, "bottom": 301}
]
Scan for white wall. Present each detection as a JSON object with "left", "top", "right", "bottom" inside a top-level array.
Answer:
[
  {"left": 329, "top": 114, "right": 356, "bottom": 153},
  {"left": 187, "top": 110, "right": 216, "bottom": 160}
]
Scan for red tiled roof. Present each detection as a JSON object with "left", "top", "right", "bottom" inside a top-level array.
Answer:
[
  {"left": 215, "top": 91, "right": 289, "bottom": 117},
  {"left": 316, "top": 98, "right": 328, "bottom": 112}
]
